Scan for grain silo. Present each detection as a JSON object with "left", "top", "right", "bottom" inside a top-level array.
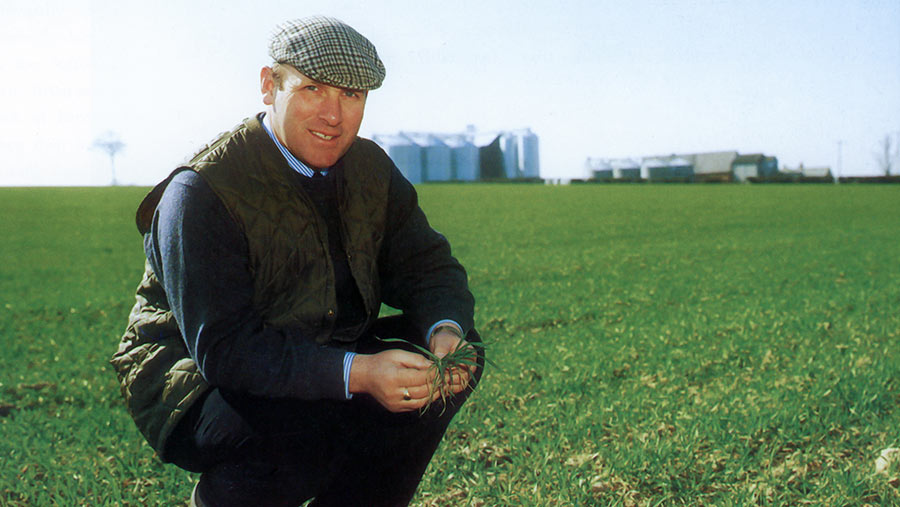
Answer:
[
  {"left": 501, "top": 133, "right": 519, "bottom": 178},
  {"left": 515, "top": 129, "right": 540, "bottom": 178},
  {"left": 441, "top": 135, "right": 479, "bottom": 181},
  {"left": 403, "top": 132, "right": 451, "bottom": 182},
  {"left": 373, "top": 134, "right": 422, "bottom": 183}
]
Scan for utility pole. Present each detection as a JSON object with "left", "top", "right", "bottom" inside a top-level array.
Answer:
[{"left": 836, "top": 140, "right": 842, "bottom": 184}]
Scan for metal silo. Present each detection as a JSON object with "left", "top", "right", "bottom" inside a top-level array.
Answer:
[
  {"left": 403, "top": 132, "right": 451, "bottom": 182},
  {"left": 373, "top": 134, "right": 423, "bottom": 184},
  {"left": 516, "top": 129, "right": 540, "bottom": 178},
  {"left": 500, "top": 133, "right": 519, "bottom": 179},
  {"left": 441, "top": 135, "right": 479, "bottom": 181}
]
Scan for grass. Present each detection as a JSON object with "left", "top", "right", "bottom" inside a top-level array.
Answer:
[{"left": 2, "top": 183, "right": 899, "bottom": 505}]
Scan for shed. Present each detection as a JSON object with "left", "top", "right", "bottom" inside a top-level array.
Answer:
[{"left": 373, "top": 134, "right": 422, "bottom": 184}]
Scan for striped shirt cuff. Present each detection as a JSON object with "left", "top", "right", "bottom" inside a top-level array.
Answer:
[
  {"left": 426, "top": 319, "right": 463, "bottom": 346},
  {"left": 343, "top": 351, "right": 356, "bottom": 400}
]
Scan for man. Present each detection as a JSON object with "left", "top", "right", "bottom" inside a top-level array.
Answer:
[{"left": 110, "top": 16, "right": 482, "bottom": 506}]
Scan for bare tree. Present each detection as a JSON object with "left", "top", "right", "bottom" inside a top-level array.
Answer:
[
  {"left": 874, "top": 134, "right": 899, "bottom": 176},
  {"left": 93, "top": 132, "right": 125, "bottom": 185}
]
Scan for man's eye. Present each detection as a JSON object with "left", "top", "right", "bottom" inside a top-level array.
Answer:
[
  {"left": 344, "top": 91, "right": 358, "bottom": 98},
  {"left": 305, "top": 85, "right": 318, "bottom": 91}
]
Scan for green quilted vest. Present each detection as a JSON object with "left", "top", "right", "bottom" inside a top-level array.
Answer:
[{"left": 110, "top": 114, "right": 391, "bottom": 459}]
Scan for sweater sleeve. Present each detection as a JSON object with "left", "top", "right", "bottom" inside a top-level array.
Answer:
[
  {"left": 145, "top": 170, "right": 348, "bottom": 401},
  {"left": 378, "top": 167, "right": 475, "bottom": 337}
]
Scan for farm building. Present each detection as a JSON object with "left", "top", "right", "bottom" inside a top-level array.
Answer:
[
  {"left": 680, "top": 151, "right": 738, "bottom": 182},
  {"left": 402, "top": 132, "right": 451, "bottom": 182},
  {"left": 732, "top": 154, "right": 779, "bottom": 182},
  {"left": 641, "top": 156, "right": 694, "bottom": 181},
  {"left": 589, "top": 150, "right": 789, "bottom": 183},
  {"left": 610, "top": 158, "right": 642, "bottom": 180},
  {"left": 586, "top": 158, "right": 613, "bottom": 180},
  {"left": 669, "top": 156, "right": 693, "bottom": 180},
  {"left": 372, "top": 134, "right": 422, "bottom": 183}
]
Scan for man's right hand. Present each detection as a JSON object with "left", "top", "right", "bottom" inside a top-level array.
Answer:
[{"left": 348, "top": 349, "right": 435, "bottom": 412}]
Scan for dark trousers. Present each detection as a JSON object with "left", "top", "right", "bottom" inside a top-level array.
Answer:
[{"left": 166, "top": 316, "right": 484, "bottom": 507}]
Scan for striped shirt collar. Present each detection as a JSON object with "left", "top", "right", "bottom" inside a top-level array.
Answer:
[{"left": 261, "top": 112, "right": 328, "bottom": 177}]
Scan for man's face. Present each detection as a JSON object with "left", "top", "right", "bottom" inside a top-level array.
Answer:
[{"left": 261, "top": 64, "right": 367, "bottom": 169}]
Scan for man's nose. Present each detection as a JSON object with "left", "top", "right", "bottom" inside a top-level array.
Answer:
[{"left": 318, "top": 93, "right": 342, "bottom": 126}]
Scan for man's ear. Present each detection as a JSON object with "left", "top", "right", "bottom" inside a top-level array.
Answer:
[{"left": 260, "top": 66, "right": 275, "bottom": 106}]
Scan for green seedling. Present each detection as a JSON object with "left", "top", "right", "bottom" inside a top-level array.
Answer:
[{"left": 378, "top": 336, "right": 497, "bottom": 415}]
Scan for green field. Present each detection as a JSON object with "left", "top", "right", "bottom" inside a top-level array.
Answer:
[{"left": 2, "top": 184, "right": 899, "bottom": 505}]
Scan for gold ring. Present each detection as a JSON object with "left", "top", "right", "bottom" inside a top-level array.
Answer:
[{"left": 403, "top": 388, "right": 411, "bottom": 401}]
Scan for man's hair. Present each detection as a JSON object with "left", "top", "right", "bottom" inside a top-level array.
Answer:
[{"left": 271, "top": 62, "right": 287, "bottom": 91}]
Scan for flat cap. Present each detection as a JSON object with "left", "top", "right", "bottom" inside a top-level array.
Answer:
[{"left": 269, "top": 16, "right": 385, "bottom": 90}]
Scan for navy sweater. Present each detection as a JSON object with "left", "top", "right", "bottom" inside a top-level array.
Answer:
[{"left": 145, "top": 168, "right": 472, "bottom": 401}]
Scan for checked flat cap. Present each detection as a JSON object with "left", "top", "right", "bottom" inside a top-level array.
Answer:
[{"left": 269, "top": 16, "right": 385, "bottom": 90}]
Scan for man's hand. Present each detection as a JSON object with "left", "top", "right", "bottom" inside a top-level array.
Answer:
[
  {"left": 348, "top": 349, "right": 436, "bottom": 412},
  {"left": 429, "top": 328, "right": 476, "bottom": 397}
]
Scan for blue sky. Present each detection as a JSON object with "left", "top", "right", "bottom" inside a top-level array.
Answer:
[{"left": 1, "top": 0, "right": 898, "bottom": 185}]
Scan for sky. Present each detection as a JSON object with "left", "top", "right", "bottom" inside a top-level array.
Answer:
[{"left": 1, "top": 0, "right": 898, "bottom": 186}]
